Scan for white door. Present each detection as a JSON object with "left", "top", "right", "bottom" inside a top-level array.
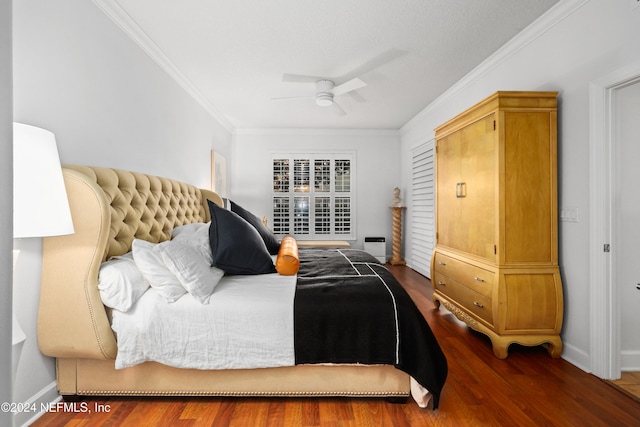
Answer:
[{"left": 615, "top": 80, "right": 640, "bottom": 371}]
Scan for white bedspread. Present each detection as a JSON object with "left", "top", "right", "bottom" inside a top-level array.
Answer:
[
  {"left": 111, "top": 266, "right": 432, "bottom": 407},
  {"left": 112, "top": 272, "right": 297, "bottom": 370}
]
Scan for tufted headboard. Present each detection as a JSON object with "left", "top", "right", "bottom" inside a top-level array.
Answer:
[{"left": 37, "top": 166, "right": 223, "bottom": 360}]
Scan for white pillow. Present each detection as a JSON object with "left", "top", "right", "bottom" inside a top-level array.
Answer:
[
  {"left": 158, "top": 240, "right": 224, "bottom": 304},
  {"left": 171, "top": 222, "right": 208, "bottom": 239},
  {"left": 98, "top": 252, "right": 149, "bottom": 312},
  {"left": 132, "top": 239, "right": 186, "bottom": 303},
  {"left": 171, "top": 222, "right": 212, "bottom": 264}
]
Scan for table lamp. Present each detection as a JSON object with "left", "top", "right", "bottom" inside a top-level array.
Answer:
[{"left": 12, "top": 122, "right": 74, "bottom": 387}]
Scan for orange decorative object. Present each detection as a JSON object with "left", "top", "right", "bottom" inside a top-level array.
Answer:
[{"left": 276, "top": 236, "right": 300, "bottom": 276}]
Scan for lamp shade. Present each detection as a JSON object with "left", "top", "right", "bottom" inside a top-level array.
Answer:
[{"left": 13, "top": 123, "right": 74, "bottom": 238}]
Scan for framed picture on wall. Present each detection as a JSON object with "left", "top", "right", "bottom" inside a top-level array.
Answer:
[{"left": 211, "top": 150, "right": 227, "bottom": 197}]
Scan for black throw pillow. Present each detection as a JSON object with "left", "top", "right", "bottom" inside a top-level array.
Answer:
[
  {"left": 207, "top": 200, "right": 276, "bottom": 275},
  {"left": 230, "top": 200, "right": 281, "bottom": 255}
]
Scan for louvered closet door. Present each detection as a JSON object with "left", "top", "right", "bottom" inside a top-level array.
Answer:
[{"left": 410, "top": 140, "right": 435, "bottom": 278}]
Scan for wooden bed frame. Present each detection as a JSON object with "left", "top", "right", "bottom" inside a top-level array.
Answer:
[{"left": 37, "top": 166, "right": 411, "bottom": 399}]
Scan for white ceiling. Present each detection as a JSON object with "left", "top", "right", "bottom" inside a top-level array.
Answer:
[{"left": 103, "top": 0, "right": 559, "bottom": 130}]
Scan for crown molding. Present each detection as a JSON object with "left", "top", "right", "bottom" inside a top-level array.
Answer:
[
  {"left": 91, "top": 0, "right": 235, "bottom": 134},
  {"left": 400, "top": 0, "right": 590, "bottom": 136},
  {"left": 92, "top": 0, "right": 587, "bottom": 138},
  {"left": 234, "top": 128, "right": 400, "bottom": 137}
]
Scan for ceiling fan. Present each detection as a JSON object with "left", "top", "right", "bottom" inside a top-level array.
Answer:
[{"left": 272, "top": 48, "right": 406, "bottom": 116}]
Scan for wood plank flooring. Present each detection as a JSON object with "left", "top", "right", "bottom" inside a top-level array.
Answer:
[
  {"left": 31, "top": 265, "right": 640, "bottom": 426},
  {"left": 610, "top": 371, "right": 640, "bottom": 402}
]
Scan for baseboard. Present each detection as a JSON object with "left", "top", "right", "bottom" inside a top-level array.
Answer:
[
  {"left": 563, "top": 331, "right": 640, "bottom": 376},
  {"left": 13, "top": 381, "right": 60, "bottom": 427},
  {"left": 621, "top": 350, "right": 640, "bottom": 371},
  {"left": 560, "top": 341, "right": 591, "bottom": 374}
]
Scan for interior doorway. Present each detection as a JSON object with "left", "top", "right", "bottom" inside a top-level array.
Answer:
[
  {"left": 614, "top": 79, "right": 640, "bottom": 372},
  {"left": 589, "top": 62, "right": 640, "bottom": 381},
  {"left": 607, "top": 77, "right": 640, "bottom": 401}
]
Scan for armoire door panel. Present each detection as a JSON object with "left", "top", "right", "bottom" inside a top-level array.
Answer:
[
  {"left": 503, "top": 112, "right": 554, "bottom": 264},
  {"left": 460, "top": 114, "right": 496, "bottom": 261},
  {"left": 436, "top": 115, "right": 496, "bottom": 259},
  {"left": 435, "top": 133, "right": 462, "bottom": 250}
]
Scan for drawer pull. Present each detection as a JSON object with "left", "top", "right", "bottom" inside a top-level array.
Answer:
[
  {"left": 437, "top": 281, "right": 446, "bottom": 286},
  {"left": 438, "top": 261, "right": 446, "bottom": 266},
  {"left": 473, "top": 301, "right": 484, "bottom": 308},
  {"left": 473, "top": 276, "right": 485, "bottom": 283}
]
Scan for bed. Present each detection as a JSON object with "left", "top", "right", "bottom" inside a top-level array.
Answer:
[{"left": 37, "top": 166, "right": 447, "bottom": 408}]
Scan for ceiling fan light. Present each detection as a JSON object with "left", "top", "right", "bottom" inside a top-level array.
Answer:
[{"left": 316, "top": 93, "right": 333, "bottom": 106}]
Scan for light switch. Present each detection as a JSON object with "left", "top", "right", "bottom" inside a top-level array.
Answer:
[{"left": 560, "top": 206, "right": 579, "bottom": 222}]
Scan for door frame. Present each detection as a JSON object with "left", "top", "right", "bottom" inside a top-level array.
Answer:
[{"left": 589, "top": 62, "right": 640, "bottom": 379}]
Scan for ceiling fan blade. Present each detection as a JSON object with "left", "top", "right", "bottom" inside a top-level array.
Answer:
[
  {"left": 333, "top": 78, "right": 367, "bottom": 96},
  {"left": 347, "top": 91, "right": 367, "bottom": 103},
  {"left": 336, "top": 48, "right": 407, "bottom": 84},
  {"left": 270, "top": 95, "right": 314, "bottom": 101},
  {"left": 281, "top": 73, "right": 324, "bottom": 83},
  {"left": 331, "top": 101, "right": 347, "bottom": 116}
]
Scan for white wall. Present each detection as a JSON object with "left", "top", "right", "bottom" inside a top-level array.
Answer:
[
  {"left": 232, "top": 129, "right": 401, "bottom": 252},
  {"left": 399, "top": 0, "right": 640, "bottom": 371},
  {"left": 1, "top": 1, "right": 14, "bottom": 426},
  {"left": 13, "top": 0, "right": 233, "bottom": 187},
  {"left": 11, "top": 0, "right": 232, "bottom": 424}
]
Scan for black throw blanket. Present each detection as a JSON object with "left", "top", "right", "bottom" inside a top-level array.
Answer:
[{"left": 294, "top": 248, "right": 447, "bottom": 408}]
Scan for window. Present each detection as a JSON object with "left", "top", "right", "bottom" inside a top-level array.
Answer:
[{"left": 272, "top": 152, "right": 355, "bottom": 240}]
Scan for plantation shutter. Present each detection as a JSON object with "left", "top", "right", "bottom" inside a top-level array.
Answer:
[{"left": 272, "top": 152, "right": 355, "bottom": 240}]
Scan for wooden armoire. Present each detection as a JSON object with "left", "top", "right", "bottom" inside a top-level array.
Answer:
[{"left": 431, "top": 91, "right": 563, "bottom": 359}]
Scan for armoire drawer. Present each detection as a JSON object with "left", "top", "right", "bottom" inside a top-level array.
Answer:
[
  {"left": 433, "top": 253, "right": 494, "bottom": 298},
  {"left": 433, "top": 272, "right": 493, "bottom": 325}
]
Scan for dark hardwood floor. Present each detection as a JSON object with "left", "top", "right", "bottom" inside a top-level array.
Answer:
[{"left": 32, "top": 265, "right": 640, "bottom": 426}]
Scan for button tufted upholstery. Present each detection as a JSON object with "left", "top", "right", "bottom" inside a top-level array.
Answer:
[
  {"left": 64, "top": 165, "right": 210, "bottom": 260},
  {"left": 39, "top": 165, "right": 221, "bottom": 360}
]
